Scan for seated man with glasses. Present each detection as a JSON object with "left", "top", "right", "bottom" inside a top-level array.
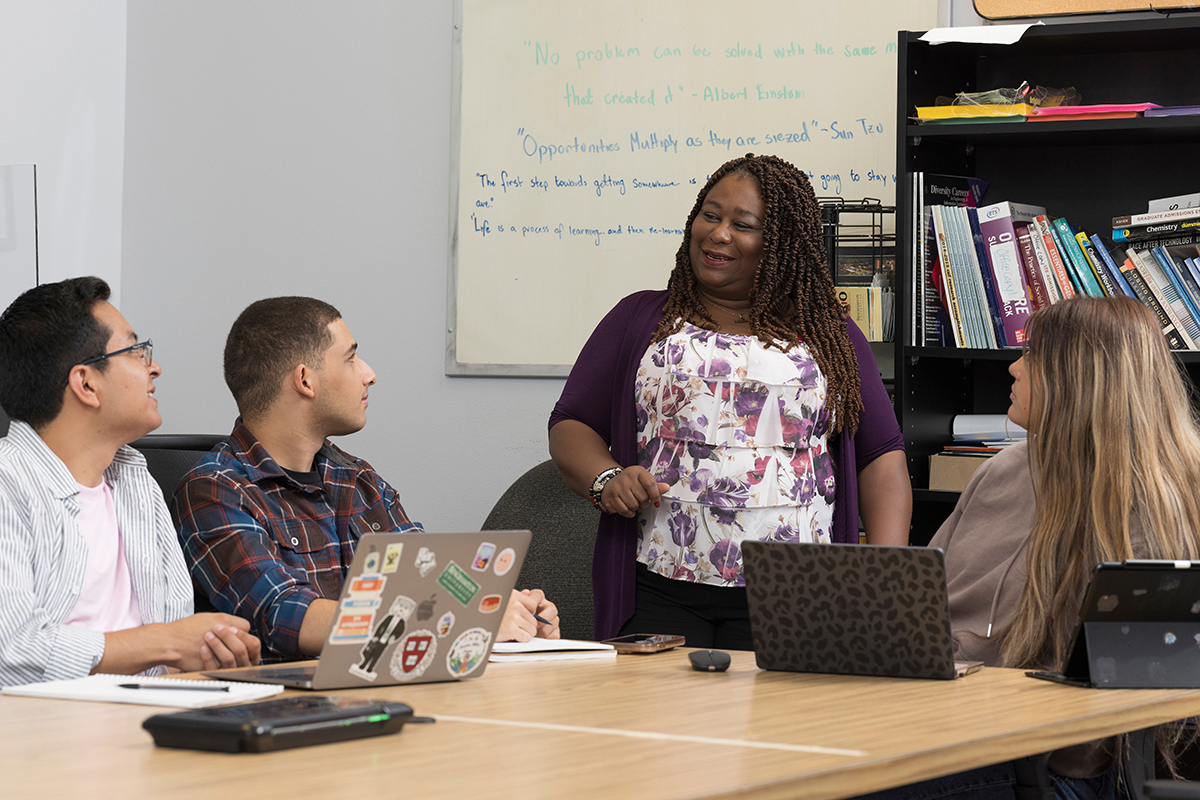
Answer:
[{"left": 0, "top": 277, "right": 261, "bottom": 686}]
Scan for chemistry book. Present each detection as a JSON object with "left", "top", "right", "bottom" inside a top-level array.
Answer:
[
  {"left": 1088, "top": 234, "right": 1136, "bottom": 299},
  {"left": 1076, "top": 231, "right": 1120, "bottom": 297}
]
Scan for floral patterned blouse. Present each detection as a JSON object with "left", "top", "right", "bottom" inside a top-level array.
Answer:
[{"left": 634, "top": 323, "right": 835, "bottom": 587}]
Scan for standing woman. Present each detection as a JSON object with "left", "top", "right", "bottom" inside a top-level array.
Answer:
[{"left": 549, "top": 154, "right": 910, "bottom": 648}]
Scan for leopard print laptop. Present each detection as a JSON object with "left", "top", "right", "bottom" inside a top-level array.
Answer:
[{"left": 742, "top": 542, "right": 966, "bottom": 680}]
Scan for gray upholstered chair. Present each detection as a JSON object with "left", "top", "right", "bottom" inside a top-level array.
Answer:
[
  {"left": 129, "top": 433, "right": 225, "bottom": 612},
  {"left": 129, "top": 433, "right": 225, "bottom": 505},
  {"left": 482, "top": 460, "right": 600, "bottom": 641}
]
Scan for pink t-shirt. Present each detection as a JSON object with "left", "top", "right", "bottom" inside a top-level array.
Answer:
[{"left": 64, "top": 479, "right": 143, "bottom": 632}]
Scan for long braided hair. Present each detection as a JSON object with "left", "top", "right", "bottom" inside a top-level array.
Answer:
[{"left": 652, "top": 153, "right": 862, "bottom": 435}]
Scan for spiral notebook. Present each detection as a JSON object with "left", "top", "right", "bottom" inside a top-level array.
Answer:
[{"left": 1, "top": 673, "right": 285, "bottom": 708}]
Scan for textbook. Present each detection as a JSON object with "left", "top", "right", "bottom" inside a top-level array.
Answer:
[
  {"left": 1, "top": 673, "right": 285, "bottom": 709},
  {"left": 1117, "top": 255, "right": 1188, "bottom": 350},
  {"left": 1129, "top": 247, "right": 1199, "bottom": 349},
  {"left": 977, "top": 201, "right": 1042, "bottom": 346},
  {"left": 1031, "top": 216, "right": 1078, "bottom": 299},
  {"left": 915, "top": 173, "right": 989, "bottom": 346},
  {"left": 1015, "top": 226, "right": 1053, "bottom": 309},
  {"left": 1088, "top": 234, "right": 1136, "bottom": 299},
  {"left": 1052, "top": 218, "right": 1105, "bottom": 297},
  {"left": 1114, "top": 206, "right": 1200, "bottom": 229}
]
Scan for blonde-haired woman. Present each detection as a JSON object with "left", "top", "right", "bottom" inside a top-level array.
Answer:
[{"left": 869, "top": 295, "right": 1200, "bottom": 800}]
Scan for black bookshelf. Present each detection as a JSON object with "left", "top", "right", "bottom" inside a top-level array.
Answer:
[{"left": 895, "top": 17, "right": 1200, "bottom": 545}]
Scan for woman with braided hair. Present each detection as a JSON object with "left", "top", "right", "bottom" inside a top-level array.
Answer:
[{"left": 549, "top": 154, "right": 910, "bottom": 648}]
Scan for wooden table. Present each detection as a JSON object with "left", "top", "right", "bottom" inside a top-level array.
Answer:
[{"left": 4, "top": 650, "right": 1200, "bottom": 800}]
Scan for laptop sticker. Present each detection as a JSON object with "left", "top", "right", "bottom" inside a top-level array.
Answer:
[
  {"left": 415, "top": 546, "right": 437, "bottom": 577},
  {"left": 478, "top": 594, "right": 502, "bottom": 614},
  {"left": 348, "top": 575, "right": 387, "bottom": 597},
  {"left": 383, "top": 542, "right": 404, "bottom": 574},
  {"left": 437, "top": 611, "right": 455, "bottom": 637},
  {"left": 390, "top": 630, "right": 438, "bottom": 681},
  {"left": 447, "top": 628, "right": 492, "bottom": 678},
  {"left": 347, "top": 595, "right": 416, "bottom": 681},
  {"left": 472, "top": 542, "right": 497, "bottom": 572},
  {"left": 417, "top": 593, "right": 437, "bottom": 621},
  {"left": 438, "top": 561, "right": 481, "bottom": 607},
  {"left": 329, "top": 611, "right": 375, "bottom": 644},
  {"left": 362, "top": 546, "right": 382, "bottom": 575},
  {"left": 493, "top": 547, "right": 516, "bottom": 576}
]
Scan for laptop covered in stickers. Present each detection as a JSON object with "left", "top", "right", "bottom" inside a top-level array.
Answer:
[
  {"left": 207, "top": 530, "right": 531, "bottom": 690},
  {"left": 742, "top": 542, "right": 982, "bottom": 680}
]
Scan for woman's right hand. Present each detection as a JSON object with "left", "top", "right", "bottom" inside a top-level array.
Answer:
[{"left": 601, "top": 466, "right": 671, "bottom": 518}]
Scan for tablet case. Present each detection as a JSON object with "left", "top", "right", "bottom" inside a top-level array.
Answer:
[{"left": 1029, "top": 560, "right": 1200, "bottom": 688}]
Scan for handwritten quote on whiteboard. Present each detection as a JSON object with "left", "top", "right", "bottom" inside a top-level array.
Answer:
[{"left": 452, "top": 0, "right": 936, "bottom": 371}]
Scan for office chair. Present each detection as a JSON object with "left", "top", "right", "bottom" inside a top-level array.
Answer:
[
  {"left": 482, "top": 460, "right": 600, "bottom": 641},
  {"left": 129, "top": 433, "right": 225, "bottom": 504},
  {"left": 130, "top": 433, "right": 226, "bottom": 613}
]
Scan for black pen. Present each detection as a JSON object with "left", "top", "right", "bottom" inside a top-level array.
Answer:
[
  {"left": 119, "top": 683, "right": 230, "bottom": 692},
  {"left": 533, "top": 612, "right": 552, "bottom": 626}
]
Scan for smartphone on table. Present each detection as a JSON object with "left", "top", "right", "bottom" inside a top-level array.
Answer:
[{"left": 601, "top": 634, "right": 685, "bottom": 654}]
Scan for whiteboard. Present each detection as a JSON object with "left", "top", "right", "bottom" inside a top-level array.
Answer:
[{"left": 448, "top": 0, "right": 938, "bottom": 375}]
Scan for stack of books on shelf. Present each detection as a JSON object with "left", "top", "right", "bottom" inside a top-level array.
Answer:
[
  {"left": 837, "top": 285, "right": 892, "bottom": 342},
  {"left": 929, "top": 415, "right": 1026, "bottom": 492},
  {"left": 914, "top": 173, "right": 1200, "bottom": 350}
]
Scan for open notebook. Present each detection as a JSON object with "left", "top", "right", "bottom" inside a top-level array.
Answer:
[
  {"left": 489, "top": 638, "right": 616, "bottom": 663},
  {"left": 1, "top": 674, "right": 284, "bottom": 708}
]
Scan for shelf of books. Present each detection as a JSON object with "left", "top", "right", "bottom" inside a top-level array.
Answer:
[{"left": 895, "top": 16, "right": 1200, "bottom": 544}]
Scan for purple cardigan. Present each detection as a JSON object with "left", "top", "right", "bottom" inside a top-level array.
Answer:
[{"left": 549, "top": 290, "right": 904, "bottom": 640}]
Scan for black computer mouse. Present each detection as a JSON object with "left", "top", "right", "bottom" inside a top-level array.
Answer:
[{"left": 688, "top": 649, "right": 731, "bottom": 672}]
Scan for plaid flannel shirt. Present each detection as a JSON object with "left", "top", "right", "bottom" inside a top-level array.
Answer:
[{"left": 173, "top": 421, "right": 420, "bottom": 661}]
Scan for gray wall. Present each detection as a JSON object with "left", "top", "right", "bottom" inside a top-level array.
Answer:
[
  {"left": 35, "top": 0, "right": 1144, "bottom": 532},
  {"left": 121, "top": 1, "right": 565, "bottom": 531}
]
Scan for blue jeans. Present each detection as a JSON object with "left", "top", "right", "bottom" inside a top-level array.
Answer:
[
  {"left": 1049, "top": 767, "right": 1122, "bottom": 800},
  {"left": 851, "top": 762, "right": 1017, "bottom": 800},
  {"left": 849, "top": 762, "right": 1124, "bottom": 800}
]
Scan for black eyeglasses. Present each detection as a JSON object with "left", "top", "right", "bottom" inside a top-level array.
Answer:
[
  {"left": 63, "top": 339, "right": 154, "bottom": 388},
  {"left": 78, "top": 339, "right": 154, "bottom": 368}
]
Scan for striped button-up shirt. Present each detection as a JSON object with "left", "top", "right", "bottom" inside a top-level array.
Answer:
[
  {"left": 174, "top": 421, "right": 420, "bottom": 661},
  {"left": 0, "top": 421, "right": 193, "bottom": 686}
]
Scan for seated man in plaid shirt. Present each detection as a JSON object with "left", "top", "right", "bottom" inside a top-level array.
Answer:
[{"left": 174, "top": 296, "right": 559, "bottom": 662}]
